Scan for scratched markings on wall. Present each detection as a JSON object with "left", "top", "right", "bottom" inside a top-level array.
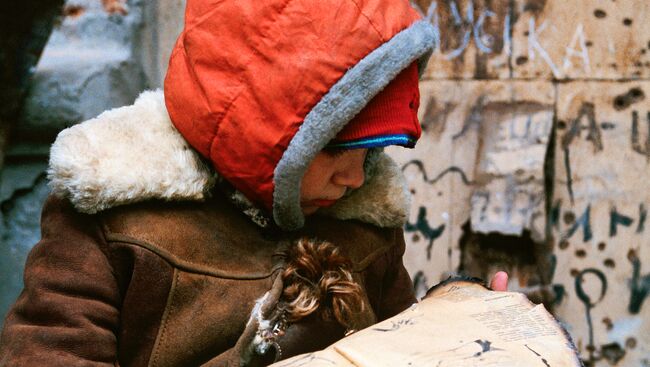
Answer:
[
  {"left": 387, "top": 80, "right": 478, "bottom": 297},
  {"left": 411, "top": 0, "right": 650, "bottom": 80},
  {"left": 511, "top": 1, "right": 650, "bottom": 79},
  {"left": 551, "top": 82, "right": 650, "bottom": 366},
  {"left": 469, "top": 82, "right": 553, "bottom": 241},
  {"left": 387, "top": 80, "right": 554, "bottom": 298},
  {"left": 395, "top": 1, "right": 650, "bottom": 365},
  {"left": 411, "top": 0, "right": 511, "bottom": 79}
]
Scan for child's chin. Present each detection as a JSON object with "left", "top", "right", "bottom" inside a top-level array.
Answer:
[{"left": 301, "top": 206, "right": 319, "bottom": 215}]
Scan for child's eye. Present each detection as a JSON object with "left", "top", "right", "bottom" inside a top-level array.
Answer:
[{"left": 323, "top": 147, "right": 347, "bottom": 157}]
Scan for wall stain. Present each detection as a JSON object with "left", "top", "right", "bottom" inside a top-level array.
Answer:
[
  {"left": 402, "top": 160, "right": 474, "bottom": 186},
  {"left": 613, "top": 88, "right": 645, "bottom": 111},
  {"left": 453, "top": 95, "right": 487, "bottom": 140},
  {"left": 628, "top": 252, "right": 650, "bottom": 314},
  {"left": 523, "top": 0, "right": 547, "bottom": 15},
  {"left": 575, "top": 268, "right": 607, "bottom": 363},
  {"left": 552, "top": 284, "right": 565, "bottom": 306},
  {"left": 561, "top": 102, "right": 603, "bottom": 152},
  {"left": 458, "top": 222, "right": 556, "bottom": 307},
  {"left": 412, "top": 271, "right": 430, "bottom": 299},
  {"left": 405, "top": 206, "right": 446, "bottom": 260},
  {"left": 563, "top": 146, "right": 575, "bottom": 204},
  {"left": 420, "top": 95, "right": 456, "bottom": 140},
  {"left": 550, "top": 200, "right": 561, "bottom": 229},
  {"left": 561, "top": 102, "right": 603, "bottom": 205},
  {"left": 609, "top": 207, "right": 634, "bottom": 237},
  {"left": 561, "top": 204, "right": 593, "bottom": 242},
  {"left": 631, "top": 110, "right": 650, "bottom": 158},
  {"left": 601, "top": 317, "right": 613, "bottom": 331},
  {"left": 637, "top": 204, "right": 647, "bottom": 233},
  {"left": 593, "top": 9, "right": 607, "bottom": 19},
  {"left": 601, "top": 343, "right": 626, "bottom": 364},
  {"left": 454, "top": 99, "right": 551, "bottom": 142},
  {"left": 563, "top": 211, "right": 576, "bottom": 224}
]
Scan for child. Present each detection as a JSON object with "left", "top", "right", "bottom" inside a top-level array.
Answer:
[{"left": 0, "top": 1, "right": 506, "bottom": 366}]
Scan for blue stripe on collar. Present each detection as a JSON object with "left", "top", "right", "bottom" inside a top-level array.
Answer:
[{"left": 326, "top": 134, "right": 417, "bottom": 149}]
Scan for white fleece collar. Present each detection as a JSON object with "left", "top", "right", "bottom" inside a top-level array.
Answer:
[{"left": 48, "top": 90, "right": 410, "bottom": 228}]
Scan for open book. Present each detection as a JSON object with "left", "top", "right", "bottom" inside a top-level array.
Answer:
[{"left": 271, "top": 278, "right": 582, "bottom": 367}]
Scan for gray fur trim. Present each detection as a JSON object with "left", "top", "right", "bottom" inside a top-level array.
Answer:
[
  {"left": 362, "top": 147, "right": 384, "bottom": 182},
  {"left": 273, "top": 20, "right": 436, "bottom": 230}
]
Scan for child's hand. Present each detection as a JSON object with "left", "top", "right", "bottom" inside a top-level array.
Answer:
[{"left": 489, "top": 271, "right": 509, "bottom": 292}]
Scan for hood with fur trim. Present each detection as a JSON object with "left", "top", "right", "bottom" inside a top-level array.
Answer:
[
  {"left": 48, "top": 90, "right": 411, "bottom": 228},
  {"left": 165, "top": 0, "right": 435, "bottom": 230}
]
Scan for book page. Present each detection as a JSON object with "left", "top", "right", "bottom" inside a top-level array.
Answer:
[{"left": 272, "top": 279, "right": 581, "bottom": 367}]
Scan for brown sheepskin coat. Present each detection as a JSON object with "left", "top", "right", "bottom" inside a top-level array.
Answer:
[{"left": 0, "top": 91, "right": 417, "bottom": 366}]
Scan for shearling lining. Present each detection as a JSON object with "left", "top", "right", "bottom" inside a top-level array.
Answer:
[
  {"left": 48, "top": 90, "right": 216, "bottom": 214},
  {"left": 47, "top": 90, "right": 410, "bottom": 228}
]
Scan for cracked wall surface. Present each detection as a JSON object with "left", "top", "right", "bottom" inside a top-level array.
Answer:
[
  {"left": 0, "top": 159, "right": 49, "bottom": 329},
  {"left": 388, "top": 1, "right": 650, "bottom": 366}
]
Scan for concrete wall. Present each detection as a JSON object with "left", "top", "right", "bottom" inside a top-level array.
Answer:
[
  {"left": 0, "top": 0, "right": 185, "bottom": 329},
  {"left": 389, "top": 1, "right": 650, "bottom": 366}
]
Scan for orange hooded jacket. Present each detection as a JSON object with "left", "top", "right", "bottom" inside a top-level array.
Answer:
[{"left": 165, "top": 0, "right": 436, "bottom": 230}]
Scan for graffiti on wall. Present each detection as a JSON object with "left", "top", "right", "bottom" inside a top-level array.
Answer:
[
  {"left": 551, "top": 82, "right": 650, "bottom": 366},
  {"left": 410, "top": 0, "right": 650, "bottom": 79},
  {"left": 390, "top": 2, "right": 650, "bottom": 365},
  {"left": 551, "top": 202, "right": 650, "bottom": 365},
  {"left": 411, "top": 0, "right": 591, "bottom": 77}
]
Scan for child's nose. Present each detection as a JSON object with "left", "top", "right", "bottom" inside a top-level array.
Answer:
[{"left": 332, "top": 150, "right": 366, "bottom": 189}]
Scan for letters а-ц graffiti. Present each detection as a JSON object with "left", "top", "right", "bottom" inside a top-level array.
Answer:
[
  {"left": 557, "top": 204, "right": 647, "bottom": 244},
  {"left": 412, "top": 0, "right": 591, "bottom": 77},
  {"left": 555, "top": 203, "right": 650, "bottom": 314}
]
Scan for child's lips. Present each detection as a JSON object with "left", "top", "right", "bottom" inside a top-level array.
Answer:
[{"left": 307, "top": 199, "right": 338, "bottom": 207}]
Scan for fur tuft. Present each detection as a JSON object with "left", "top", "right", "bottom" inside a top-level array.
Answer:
[
  {"left": 320, "top": 153, "right": 411, "bottom": 227},
  {"left": 280, "top": 238, "right": 367, "bottom": 331}
]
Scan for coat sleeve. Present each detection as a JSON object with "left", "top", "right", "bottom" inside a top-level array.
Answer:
[
  {"left": 375, "top": 228, "right": 417, "bottom": 321},
  {"left": 0, "top": 196, "right": 121, "bottom": 366}
]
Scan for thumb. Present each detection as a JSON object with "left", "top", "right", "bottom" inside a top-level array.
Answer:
[{"left": 489, "top": 271, "right": 509, "bottom": 292}]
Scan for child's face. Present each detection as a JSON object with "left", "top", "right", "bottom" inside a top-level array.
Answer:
[{"left": 299, "top": 148, "right": 368, "bottom": 215}]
